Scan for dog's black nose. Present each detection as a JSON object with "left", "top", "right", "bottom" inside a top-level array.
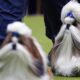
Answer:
[
  {"left": 12, "top": 43, "right": 16, "bottom": 50},
  {"left": 12, "top": 32, "right": 19, "bottom": 50}
]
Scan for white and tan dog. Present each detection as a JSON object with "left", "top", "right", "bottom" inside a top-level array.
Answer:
[
  {"left": 50, "top": 0, "right": 80, "bottom": 76},
  {"left": 0, "top": 22, "right": 52, "bottom": 80}
]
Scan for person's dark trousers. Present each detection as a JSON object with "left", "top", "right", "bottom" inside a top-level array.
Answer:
[
  {"left": 43, "top": 0, "right": 70, "bottom": 40},
  {"left": 0, "top": 0, "right": 28, "bottom": 46},
  {"left": 42, "top": 0, "right": 70, "bottom": 66}
]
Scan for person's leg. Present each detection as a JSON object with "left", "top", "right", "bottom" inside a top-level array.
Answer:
[
  {"left": 0, "top": 0, "right": 29, "bottom": 46},
  {"left": 0, "top": 20, "right": 9, "bottom": 45}
]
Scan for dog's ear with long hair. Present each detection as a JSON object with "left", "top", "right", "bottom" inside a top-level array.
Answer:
[{"left": 20, "top": 35, "right": 43, "bottom": 61}]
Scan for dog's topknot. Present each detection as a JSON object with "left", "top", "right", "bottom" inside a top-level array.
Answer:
[{"left": 7, "top": 21, "right": 32, "bottom": 36}]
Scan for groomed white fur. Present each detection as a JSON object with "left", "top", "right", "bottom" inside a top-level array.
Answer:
[
  {"left": 54, "top": 24, "right": 80, "bottom": 76},
  {"left": 61, "top": 0, "right": 80, "bottom": 23},
  {"left": 54, "top": 29, "right": 73, "bottom": 76},
  {"left": 64, "top": 17, "right": 75, "bottom": 24},
  {"left": 70, "top": 25, "right": 80, "bottom": 43},
  {"left": 55, "top": 24, "right": 67, "bottom": 42},
  {"left": 55, "top": 16, "right": 75, "bottom": 42},
  {"left": 7, "top": 21, "right": 32, "bottom": 36},
  {"left": 41, "top": 74, "right": 50, "bottom": 80}
]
